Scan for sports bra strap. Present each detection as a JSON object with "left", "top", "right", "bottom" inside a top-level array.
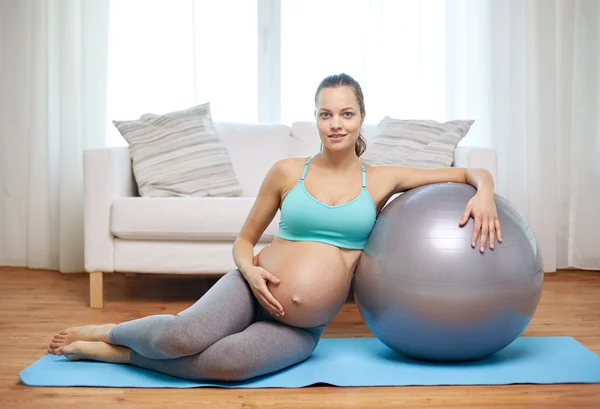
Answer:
[
  {"left": 361, "top": 162, "right": 367, "bottom": 188},
  {"left": 300, "top": 155, "right": 315, "bottom": 180},
  {"left": 301, "top": 156, "right": 366, "bottom": 187}
]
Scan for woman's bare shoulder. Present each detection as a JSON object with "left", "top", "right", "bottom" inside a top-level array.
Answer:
[
  {"left": 361, "top": 161, "right": 386, "bottom": 176},
  {"left": 273, "top": 156, "right": 310, "bottom": 178},
  {"left": 361, "top": 161, "right": 398, "bottom": 192}
]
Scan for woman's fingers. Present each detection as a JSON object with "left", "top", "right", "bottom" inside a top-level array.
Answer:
[
  {"left": 479, "top": 218, "right": 489, "bottom": 252},
  {"left": 259, "top": 285, "right": 284, "bottom": 315},
  {"left": 495, "top": 218, "right": 503, "bottom": 242},
  {"left": 459, "top": 206, "right": 471, "bottom": 227},
  {"left": 263, "top": 271, "right": 281, "bottom": 284},
  {"left": 258, "top": 294, "right": 280, "bottom": 317},
  {"left": 250, "top": 268, "right": 284, "bottom": 315},
  {"left": 468, "top": 212, "right": 502, "bottom": 251},
  {"left": 249, "top": 284, "right": 282, "bottom": 317},
  {"left": 475, "top": 216, "right": 503, "bottom": 251},
  {"left": 489, "top": 220, "right": 496, "bottom": 249},
  {"left": 471, "top": 218, "right": 482, "bottom": 248}
]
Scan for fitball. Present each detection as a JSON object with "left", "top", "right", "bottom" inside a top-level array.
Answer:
[{"left": 353, "top": 182, "right": 544, "bottom": 362}]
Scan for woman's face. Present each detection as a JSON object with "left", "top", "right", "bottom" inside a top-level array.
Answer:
[{"left": 315, "top": 86, "right": 365, "bottom": 153}]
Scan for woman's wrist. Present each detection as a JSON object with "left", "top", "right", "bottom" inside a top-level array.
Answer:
[
  {"left": 476, "top": 186, "right": 495, "bottom": 198},
  {"left": 238, "top": 262, "right": 256, "bottom": 277},
  {"left": 232, "top": 237, "right": 257, "bottom": 277}
]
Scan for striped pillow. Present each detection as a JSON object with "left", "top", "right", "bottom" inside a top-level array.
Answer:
[
  {"left": 362, "top": 117, "right": 474, "bottom": 167},
  {"left": 113, "top": 103, "right": 243, "bottom": 197}
]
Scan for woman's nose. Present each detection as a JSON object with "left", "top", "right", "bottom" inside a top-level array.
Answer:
[{"left": 330, "top": 117, "right": 341, "bottom": 129}]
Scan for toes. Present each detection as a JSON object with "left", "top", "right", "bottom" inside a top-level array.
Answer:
[
  {"left": 56, "top": 343, "right": 73, "bottom": 354},
  {"left": 51, "top": 334, "right": 67, "bottom": 344},
  {"left": 49, "top": 340, "right": 66, "bottom": 350},
  {"left": 58, "top": 342, "right": 83, "bottom": 360}
]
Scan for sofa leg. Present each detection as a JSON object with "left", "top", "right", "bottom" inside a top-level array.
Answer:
[{"left": 90, "top": 271, "right": 104, "bottom": 308}]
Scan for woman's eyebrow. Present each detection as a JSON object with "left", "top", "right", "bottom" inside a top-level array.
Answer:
[{"left": 319, "top": 107, "right": 355, "bottom": 112}]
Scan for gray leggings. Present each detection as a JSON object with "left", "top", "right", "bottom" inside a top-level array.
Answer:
[{"left": 108, "top": 269, "right": 326, "bottom": 382}]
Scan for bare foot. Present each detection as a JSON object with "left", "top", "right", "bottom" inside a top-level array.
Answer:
[
  {"left": 48, "top": 324, "right": 116, "bottom": 354},
  {"left": 55, "top": 340, "right": 131, "bottom": 364}
]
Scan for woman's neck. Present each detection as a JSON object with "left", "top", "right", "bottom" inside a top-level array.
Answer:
[{"left": 317, "top": 149, "right": 361, "bottom": 171}]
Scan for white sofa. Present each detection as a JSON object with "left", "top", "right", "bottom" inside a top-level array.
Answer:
[{"left": 83, "top": 121, "right": 498, "bottom": 308}]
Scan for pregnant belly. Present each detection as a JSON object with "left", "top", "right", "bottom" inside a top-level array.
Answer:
[{"left": 254, "top": 240, "right": 355, "bottom": 328}]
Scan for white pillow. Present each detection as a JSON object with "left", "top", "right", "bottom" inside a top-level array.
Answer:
[
  {"left": 113, "top": 103, "right": 243, "bottom": 197},
  {"left": 362, "top": 117, "right": 474, "bottom": 168}
]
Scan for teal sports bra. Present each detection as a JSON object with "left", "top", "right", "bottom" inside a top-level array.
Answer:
[{"left": 277, "top": 155, "right": 377, "bottom": 250}]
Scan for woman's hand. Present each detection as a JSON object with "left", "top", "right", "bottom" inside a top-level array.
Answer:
[
  {"left": 243, "top": 266, "right": 285, "bottom": 317},
  {"left": 458, "top": 190, "right": 503, "bottom": 252}
]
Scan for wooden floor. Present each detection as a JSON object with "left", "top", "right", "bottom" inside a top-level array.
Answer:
[{"left": 1, "top": 267, "right": 599, "bottom": 409}]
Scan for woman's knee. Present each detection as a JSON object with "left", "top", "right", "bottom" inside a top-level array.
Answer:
[{"left": 221, "top": 269, "right": 249, "bottom": 288}]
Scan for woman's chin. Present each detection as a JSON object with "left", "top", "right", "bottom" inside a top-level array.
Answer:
[{"left": 323, "top": 139, "right": 353, "bottom": 150}]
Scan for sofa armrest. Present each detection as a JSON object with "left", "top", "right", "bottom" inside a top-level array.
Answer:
[
  {"left": 84, "top": 147, "right": 137, "bottom": 273},
  {"left": 454, "top": 147, "right": 498, "bottom": 193}
]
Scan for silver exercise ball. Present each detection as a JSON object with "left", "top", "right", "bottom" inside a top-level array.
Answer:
[{"left": 354, "top": 182, "right": 544, "bottom": 362}]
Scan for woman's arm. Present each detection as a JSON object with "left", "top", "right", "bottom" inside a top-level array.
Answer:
[
  {"left": 385, "top": 165, "right": 494, "bottom": 194},
  {"left": 231, "top": 159, "right": 292, "bottom": 316},
  {"left": 233, "top": 160, "right": 287, "bottom": 275},
  {"left": 382, "top": 165, "right": 501, "bottom": 252}
]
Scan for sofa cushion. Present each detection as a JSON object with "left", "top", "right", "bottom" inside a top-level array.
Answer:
[
  {"left": 113, "top": 240, "right": 273, "bottom": 274},
  {"left": 112, "top": 103, "right": 243, "bottom": 198},
  {"left": 361, "top": 117, "right": 474, "bottom": 167},
  {"left": 215, "top": 122, "right": 292, "bottom": 197},
  {"left": 110, "top": 197, "right": 280, "bottom": 241}
]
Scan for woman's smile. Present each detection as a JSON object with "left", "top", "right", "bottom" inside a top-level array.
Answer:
[{"left": 328, "top": 133, "right": 347, "bottom": 142}]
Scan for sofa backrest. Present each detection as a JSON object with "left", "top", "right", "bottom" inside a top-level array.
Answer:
[{"left": 214, "top": 122, "right": 292, "bottom": 197}]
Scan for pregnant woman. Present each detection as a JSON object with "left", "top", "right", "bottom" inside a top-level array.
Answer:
[{"left": 48, "top": 73, "right": 501, "bottom": 381}]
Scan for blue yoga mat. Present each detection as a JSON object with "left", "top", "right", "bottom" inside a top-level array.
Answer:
[{"left": 19, "top": 336, "right": 600, "bottom": 388}]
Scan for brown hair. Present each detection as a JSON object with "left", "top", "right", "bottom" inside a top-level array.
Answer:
[{"left": 315, "top": 73, "right": 367, "bottom": 157}]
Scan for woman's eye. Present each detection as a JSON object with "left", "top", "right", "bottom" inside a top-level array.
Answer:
[{"left": 320, "top": 112, "right": 353, "bottom": 118}]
